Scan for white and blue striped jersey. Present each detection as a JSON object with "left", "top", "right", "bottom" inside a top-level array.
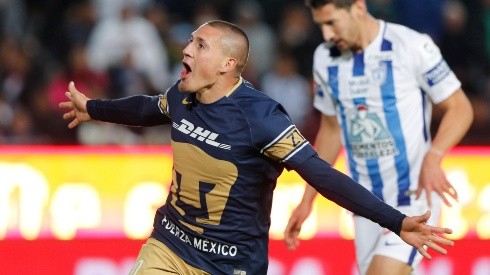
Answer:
[{"left": 313, "top": 20, "right": 461, "bottom": 208}]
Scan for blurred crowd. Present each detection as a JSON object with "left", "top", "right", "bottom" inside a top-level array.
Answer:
[{"left": 0, "top": 0, "right": 488, "bottom": 146}]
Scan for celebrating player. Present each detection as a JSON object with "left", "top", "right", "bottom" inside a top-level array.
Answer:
[{"left": 61, "top": 19, "right": 455, "bottom": 275}]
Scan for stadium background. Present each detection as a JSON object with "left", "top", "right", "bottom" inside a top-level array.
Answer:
[{"left": 1, "top": 0, "right": 489, "bottom": 274}]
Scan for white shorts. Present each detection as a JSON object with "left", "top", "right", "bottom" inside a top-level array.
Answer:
[{"left": 353, "top": 192, "right": 442, "bottom": 275}]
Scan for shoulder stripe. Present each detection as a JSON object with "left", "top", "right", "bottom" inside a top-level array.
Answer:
[
  {"left": 281, "top": 141, "right": 310, "bottom": 163},
  {"left": 260, "top": 125, "right": 295, "bottom": 154},
  {"left": 261, "top": 126, "right": 309, "bottom": 162},
  {"left": 158, "top": 94, "right": 169, "bottom": 117}
]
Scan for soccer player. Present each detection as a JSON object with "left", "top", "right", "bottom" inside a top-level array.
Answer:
[
  {"left": 284, "top": 1, "right": 474, "bottom": 275},
  {"left": 60, "top": 20, "right": 454, "bottom": 275}
]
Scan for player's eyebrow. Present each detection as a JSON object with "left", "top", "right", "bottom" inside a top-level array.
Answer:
[
  {"left": 190, "top": 33, "right": 210, "bottom": 48},
  {"left": 316, "top": 18, "right": 335, "bottom": 26},
  {"left": 197, "top": 36, "right": 209, "bottom": 47}
]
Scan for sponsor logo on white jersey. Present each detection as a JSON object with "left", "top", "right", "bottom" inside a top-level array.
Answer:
[{"left": 347, "top": 105, "right": 398, "bottom": 159}]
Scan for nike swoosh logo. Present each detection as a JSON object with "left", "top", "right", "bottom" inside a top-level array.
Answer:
[
  {"left": 385, "top": 241, "right": 402, "bottom": 246},
  {"left": 182, "top": 97, "right": 192, "bottom": 105}
]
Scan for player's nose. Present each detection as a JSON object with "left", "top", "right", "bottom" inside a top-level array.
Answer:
[{"left": 321, "top": 25, "right": 335, "bottom": 42}]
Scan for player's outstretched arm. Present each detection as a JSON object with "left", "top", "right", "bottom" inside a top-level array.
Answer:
[
  {"left": 59, "top": 81, "right": 92, "bottom": 129},
  {"left": 294, "top": 155, "right": 455, "bottom": 259},
  {"left": 399, "top": 210, "right": 454, "bottom": 260}
]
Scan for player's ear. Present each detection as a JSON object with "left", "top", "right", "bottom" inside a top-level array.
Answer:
[
  {"left": 351, "top": 0, "right": 367, "bottom": 15},
  {"left": 219, "top": 58, "right": 237, "bottom": 73}
]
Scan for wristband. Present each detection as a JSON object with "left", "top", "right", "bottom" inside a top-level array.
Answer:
[{"left": 429, "top": 147, "right": 444, "bottom": 157}]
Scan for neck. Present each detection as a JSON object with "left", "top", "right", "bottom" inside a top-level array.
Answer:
[
  {"left": 359, "top": 15, "right": 380, "bottom": 50},
  {"left": 196, "top": 76, "right": 240, "bottom": 104}
]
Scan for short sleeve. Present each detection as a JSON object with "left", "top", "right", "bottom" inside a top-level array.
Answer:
[
  {"left": 312, "top": 45, "right": 337, "bottom": 116},
  {"left": 313, "top": 70, "right": 337, "bottom": 116},
  {"left": 414, "top": 34, "right": 461, "bottom": 104}
]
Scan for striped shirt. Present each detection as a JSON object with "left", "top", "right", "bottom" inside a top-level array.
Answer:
[{"left": 313, "top": 20, "right": 460, "bottom": 207}]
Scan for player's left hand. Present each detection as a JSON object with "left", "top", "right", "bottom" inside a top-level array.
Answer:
[
  {"left": 399, "top": 210, "right": 454, "bottom": 260},
  {"left": 416, "top": 150, "right": 458, "bottom": 207}
]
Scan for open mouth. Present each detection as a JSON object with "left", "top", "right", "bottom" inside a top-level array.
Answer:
[{"left": 180, "top": 62, "right": 192, "bottom": 79}]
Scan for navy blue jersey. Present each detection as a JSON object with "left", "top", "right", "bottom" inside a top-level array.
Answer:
[
  {"left": 151, "top": 79, "right": 316, "bottom": 274},
  {"left": 86, "top": 78, "right": 405, "bottom": 274}
]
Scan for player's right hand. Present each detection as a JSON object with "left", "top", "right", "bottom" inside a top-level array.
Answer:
[
  {"left": 283, "top": 203, "right": 312, "bottom": 250},
  {"left": 59, "top": 81, "right": 92, "bottom": 129},
  {"left": 416, "top": 149, "right": 458, "bottom": 207}
]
